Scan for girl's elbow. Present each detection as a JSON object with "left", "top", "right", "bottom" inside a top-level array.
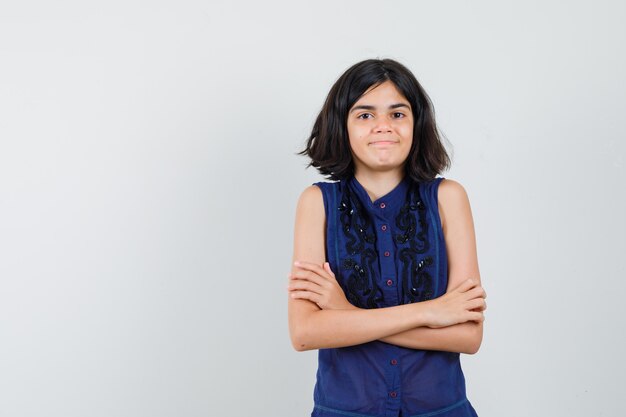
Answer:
[
  {"left": 289, "top": 327, "right": 306, "bottom": 351},
  {"left": 465, "top": 324, "right": 484, "bottom": 354},
  {"left": 290, "top": 325, "right": 316, "bottom": 352},
  {"left": 465, "top": 340, "right": 481, "bottom": 355},
  {"left": 291, "top": 335, "right": 310, "bottom": 352}
]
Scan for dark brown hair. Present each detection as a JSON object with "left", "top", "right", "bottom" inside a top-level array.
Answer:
[{"left": 298, "top": 58, "right": 451, "bottom": 182}]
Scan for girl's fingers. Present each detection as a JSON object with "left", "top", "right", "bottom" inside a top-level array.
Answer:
[
  {"left": 470, "top": 312, "right": 485, "bottom": 323},
  {"left": 288, "top": 280, "right": 323, "bottom": 295},
  {"left": 454, "top": 280, "right": 484, "bottom": 299},
  {"left": 467, "top": 298, "right": 486, "bottom": 311},
  {"left": 452, "top": 278, "right": 475, "bottom": 294},
  {"left": 323, "top": 262, "right": 336, "bottom": 278},
  {"left": 290, "top": 290, "right": 321, "bottom": 305},
  {"left": 290, "top": 269, "right": 328, "bottom": 287},
  {"left": 294, "top": 260, "right": 332, "bottom": 281},
  {"left": 466, "top": 286, "right": 486, "bottom": 300}
]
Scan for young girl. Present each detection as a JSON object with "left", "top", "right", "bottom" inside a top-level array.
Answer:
[{"left": 287, "top": 58, "right": 486, "bottom": 417}]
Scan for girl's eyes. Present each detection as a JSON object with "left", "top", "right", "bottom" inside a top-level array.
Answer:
[{"left": 357, "top": 112, "right": 406, "bottom": 120}]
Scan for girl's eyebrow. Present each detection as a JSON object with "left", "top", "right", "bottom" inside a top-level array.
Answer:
[{"left": 349, "top": 103, "right": 410, "bottom": 113}]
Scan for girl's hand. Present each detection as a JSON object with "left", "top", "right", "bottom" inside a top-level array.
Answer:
[
  {"left": 288, "top": 261, "right": 357, "bottom": 310},
  {"left": 423, "top": 278, "right": 486, "bottom": 328}
]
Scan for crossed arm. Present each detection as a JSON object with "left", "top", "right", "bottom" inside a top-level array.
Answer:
[
  {"left": 287, "top": 179, "right": 486, "bottom": 354},
  {"left": 378, "top": 320, "right": 483, "bottom": 353}
]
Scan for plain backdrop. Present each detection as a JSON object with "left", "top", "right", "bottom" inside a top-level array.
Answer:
[{"left": 1, "top": 1, "right": 625, "bottom": 416}]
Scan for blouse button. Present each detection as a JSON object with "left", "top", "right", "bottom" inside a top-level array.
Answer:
[
  {"left": 391, "top": 359, "right": 398, "bottom": 365},
  {"left": 381, "top": 225, "right": 387, "bottom": 231},
  {"left": 390, "top": 391, "right": 397, "bottom": 398},
  {"left": 384, "top": 251, "right": 390, "bottom": 257},
  {"left": 386, "top": 279, "right": 393, "bottom": 286},
  {"left": 380, "top": 202, "right": 386, "bottom": 209}
]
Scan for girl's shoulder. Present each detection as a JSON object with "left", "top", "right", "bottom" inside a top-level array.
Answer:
[
  {"left": 306, "top": 180, "right": 341, "bottom": 218},
  {"left": 311, "top": 179, "right": 341, "bottom": 192},
  {"left": 416, "top": 177, "right": 467, "bottom": 201},
  {"left": 298, "top": 184, "right": 324, "bottom": 207},
  {"left": 294, "top": 185, "right": 326, "bottom": 234},
  {"left": 434, "top": 178, "right": 473, "bottom": 235},
  {"left": 436, "top": 178, "right": 470, "bottom": 204}
]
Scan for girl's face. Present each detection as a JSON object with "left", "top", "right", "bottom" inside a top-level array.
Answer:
[{"left": 346, "top": 80, "right": 414, "bottom": 177}]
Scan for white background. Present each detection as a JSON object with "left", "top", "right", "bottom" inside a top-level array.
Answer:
[{"left": 1, "top": 1, "right": 625, "bottom": 416}]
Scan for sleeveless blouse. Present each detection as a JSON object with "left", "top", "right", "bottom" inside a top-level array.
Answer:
[{"left": 310, "top": 175, "right": 479, "bottom": 417}]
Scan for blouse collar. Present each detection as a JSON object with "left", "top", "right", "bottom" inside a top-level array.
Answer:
[{"left": 346, "top": 175, "right": 410, "bottom": 216}]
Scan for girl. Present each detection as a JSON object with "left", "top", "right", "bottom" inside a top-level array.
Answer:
[{"left": 287, "top": 58, "right": 486, "bottom": 417}]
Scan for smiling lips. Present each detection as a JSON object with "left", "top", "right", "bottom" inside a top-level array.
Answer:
[{"left": 370, "top": 140, "right": 398, "bottom": 146}]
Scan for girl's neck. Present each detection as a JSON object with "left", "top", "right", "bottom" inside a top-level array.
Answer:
[{"left": 354, "top": 168, "right": 405, "bottom": 203}]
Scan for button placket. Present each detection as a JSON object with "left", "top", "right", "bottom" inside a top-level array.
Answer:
[
  {"left": 375, "top": 204, "right": 397, "bottom": 306},
  {"left": 373, "top": 196, "right": 403, "bottom": 412}
]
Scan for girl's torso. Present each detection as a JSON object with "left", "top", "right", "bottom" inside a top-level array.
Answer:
[{"left": 310, "top": 175, "right": 479, "bottom": 417}]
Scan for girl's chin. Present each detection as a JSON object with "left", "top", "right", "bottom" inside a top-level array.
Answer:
[{"left": 359, "top": 162, "right": 405, "bottom": 172}]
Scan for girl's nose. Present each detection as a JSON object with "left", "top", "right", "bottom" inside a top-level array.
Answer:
[{"left": 374, "top": 121, "right": 392, "bottom": 133}]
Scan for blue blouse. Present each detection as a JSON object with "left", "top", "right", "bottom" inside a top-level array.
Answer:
[{"left": 310, "top": 175, "right": 479, "bottom": 417}]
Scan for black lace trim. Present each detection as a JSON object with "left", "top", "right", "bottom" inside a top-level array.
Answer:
[
  {"left": 337, "top": 182, "right": 383, "bottom": 309},
  {"left": 395, "top": 182, "right": 435, "bottom": 303}
]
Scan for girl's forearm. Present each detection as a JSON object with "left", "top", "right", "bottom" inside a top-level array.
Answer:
[
  {"left": 379, "top": 321, "right": 483, "bottom": 354},
  {"left": 293, "top": 302, "right": 432, "bottom": 351}
]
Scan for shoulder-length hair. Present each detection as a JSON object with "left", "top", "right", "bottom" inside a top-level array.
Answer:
[{"left": 298, "top": 58, "right": 451, "bottom": 182}]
